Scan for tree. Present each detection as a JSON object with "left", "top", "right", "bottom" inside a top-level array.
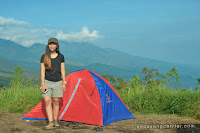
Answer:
[
  {"left": 197, "top": 78, "right": 200, "bottom": 85},
  {"left": 129, "top": 75, "right": 142, "bottom": 88},
  {"left": 163, "top": 66, "right": 179, "bottom": 88},
  {"left": 114, "top": 78, "right": 128, "bottom": 90},
  {"left": 196, "top": 78, "right": 200, "bottom": 91},
  {"left": 102, "top": 74, "right": 116, "bottom": 85},
  {"left": 9, "top": 66, "right": 24, "bottom": 88},
  {"left": 66, "top": 67, "right": 69, "bottom": 76},
  {"left": 141, "top": 67, "right": 161, "bottom": 86},
  {"left": 25, "top": 79, "right": 31, "bottom": 87}
]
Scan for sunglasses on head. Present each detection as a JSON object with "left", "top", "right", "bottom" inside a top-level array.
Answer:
[{"left": 48, "top": 42, "right": 57, "bottom": 45}]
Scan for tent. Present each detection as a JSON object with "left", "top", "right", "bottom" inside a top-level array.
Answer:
[{"left": 22, "top": 69, "right": 135, "bottom": 126}]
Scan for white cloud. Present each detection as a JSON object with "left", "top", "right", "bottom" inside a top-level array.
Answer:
[
  {"left": 0, "top": 16, "right": 103, "bottom": 46},
  {"left": 0, "top": 16, "right": 30, "bottom": 27},
  {"left": 21, "top": 40, "right": 45, "bottom": 46},
  {"left": 0, "top": 26, "right": 103, "bottom": 46},
  {"left": 0, "top": 28, "right": 51, "bottom": 46},
  {"left": 56, "top": 27, "right": 103, "bottom": 42}
]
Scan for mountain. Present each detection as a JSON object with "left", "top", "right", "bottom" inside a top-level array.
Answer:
[
  {"left": 0, "top": 38, "right": 38, "bottom": 63},
  {"left": 0, "top": 38, "right": 199, "bottom": 89},
  {"left": 0, "top": 57, "right": 40, "bottom": 87}
]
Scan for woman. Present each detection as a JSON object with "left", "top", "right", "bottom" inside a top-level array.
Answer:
[{"left": 40, "top": 37, "right": 66, "bottom": 130}]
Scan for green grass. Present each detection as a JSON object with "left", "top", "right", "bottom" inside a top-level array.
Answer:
[
  {"left": 116, "top": 84, "right": 200, "bottom": 119},
  {"left": 0, "top": 85, "right": 43, "bottom": 113},
  {"left": 0, "top": 83, "right": 200, "bottom": 120}
]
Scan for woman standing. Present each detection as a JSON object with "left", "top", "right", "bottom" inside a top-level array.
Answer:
[{"left": 40, "top": 38, "right": 66, "bottom": 130}]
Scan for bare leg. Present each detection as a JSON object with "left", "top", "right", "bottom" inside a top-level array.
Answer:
[
  {"left": 53, "top": 98, "right": 60, "bottom": 121},
  {"left": 44, "top": 96, "right": 53, "bottom": 122}
]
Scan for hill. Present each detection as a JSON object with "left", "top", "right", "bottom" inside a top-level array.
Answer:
[{"left": 0, "top": 38, "right": 199, "bottom": 88}]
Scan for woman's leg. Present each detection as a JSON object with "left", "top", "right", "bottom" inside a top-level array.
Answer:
[
  {"left": 53, "top": 97, "right": 60, "bottom": 121},
  {"left": 44, "top": 96, "right": 53, "bottom": 122}
]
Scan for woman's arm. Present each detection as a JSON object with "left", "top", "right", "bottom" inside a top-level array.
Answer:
[
  {"left": 41, "top": 63, "right": 46, "bottom": 92},
  {"left": 61, "top": 62, "right": 66, "bottom": 92},
  {"left": 61, "top": 62, "right": 66, "bottom": 82}
]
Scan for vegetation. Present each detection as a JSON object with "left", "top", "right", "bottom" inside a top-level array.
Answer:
[
  {"left": 0, "top": 85, "right": 42, "bottom": 113},
  {"left": 104, "top": 66, "right": 200, "bottom": 119},
  {"left": 117, "top": 81, "right": 200, "bottom": 119},
  {"left": 0, "top": 66, "right": 42, "bottom": 112},
  {"left": 0, "top": 66, "right": 200, "bottom": 120},
  {"left": 197, "top": 78, "right": 200, "bottom": 85}
]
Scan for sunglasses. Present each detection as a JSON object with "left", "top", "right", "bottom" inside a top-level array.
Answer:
[{"left": 48, "top": 42, "right": 57, "bottom": 45}]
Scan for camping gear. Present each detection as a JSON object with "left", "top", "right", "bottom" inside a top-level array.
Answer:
[{"left": 22, "top": 69, "right": 135, "bottom": 126}]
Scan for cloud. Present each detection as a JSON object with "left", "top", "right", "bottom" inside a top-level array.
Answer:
[
  {"left": 0, "top": 27, "right": 103, "bottom": 46},
  {"left": 30, "top": 29, "right": 56, "bottom": 36},
  {"left": 56, "top": 27, "right": 103, "bottom": 42},
  {"left": 0, "top": 27, "right": 54, "bottom": 46},
  {"left": 0, "top": 16, "right": 30, "bottom": 27},
  {"left": 21, "top": 40, "right": 44, "bottom": 46},
  {"left": 0, "top": 17, "right": 103, "bottom": 46}
]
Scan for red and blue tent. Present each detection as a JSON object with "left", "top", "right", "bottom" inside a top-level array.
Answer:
[{"left": 22, "top": 69, "right": 135, "bottom": 126}]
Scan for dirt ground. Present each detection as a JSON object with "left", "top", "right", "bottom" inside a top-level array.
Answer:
[{"left": 0, "top": 110, "right": 200, "bottom": 133}]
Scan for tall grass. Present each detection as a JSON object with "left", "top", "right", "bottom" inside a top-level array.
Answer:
[
  {"left": 1, "top": 82, "right": 200, "bottom": 120},
  {"left": 117, "top": 84, "right": 200, "bottom": 119},
  {"left": 0, "top": 85, "right": 43, "bottom": 113}
]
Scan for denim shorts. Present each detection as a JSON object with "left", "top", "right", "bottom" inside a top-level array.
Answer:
[{"left": 41, "top": 79, "right": 63, "bottom": 98}]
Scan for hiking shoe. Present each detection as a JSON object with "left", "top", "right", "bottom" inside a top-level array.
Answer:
[
  {"left": 54, "top": 121, "right": 60, "bottom": 128},
  {"left": 43, "top": 121, "right": 55, "bottom": 130}
]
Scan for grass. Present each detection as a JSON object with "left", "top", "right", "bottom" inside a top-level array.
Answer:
[
  {"left": 0, "top": 85, "right": 43, "bottom": 113},
  {"left": 116, "top": 84, "right": 200, "bottom": 119},
  {"left": 0, "top": 83, "right": 200, "bottom": 120}
]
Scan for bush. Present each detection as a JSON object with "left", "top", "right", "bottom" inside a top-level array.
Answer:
[{"left": 116, "top": 84, "right": 200, "bottom": 119}]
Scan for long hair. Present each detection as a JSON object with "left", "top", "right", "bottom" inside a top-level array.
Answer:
[{"left": 43, "top": 43, "right": 60, "bottom": 70}]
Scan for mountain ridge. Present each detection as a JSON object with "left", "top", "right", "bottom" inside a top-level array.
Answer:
[{"left": 0, "top": 38, "right": 199, "bottom": 89}]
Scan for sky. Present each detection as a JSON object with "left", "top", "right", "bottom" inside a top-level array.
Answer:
[{"left": 0, "top": 0, "right": 200, "bottom": 66}]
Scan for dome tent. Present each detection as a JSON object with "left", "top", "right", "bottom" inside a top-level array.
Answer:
[{"left": 22, "top": 69, "right": 135, "bottom": 126}]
